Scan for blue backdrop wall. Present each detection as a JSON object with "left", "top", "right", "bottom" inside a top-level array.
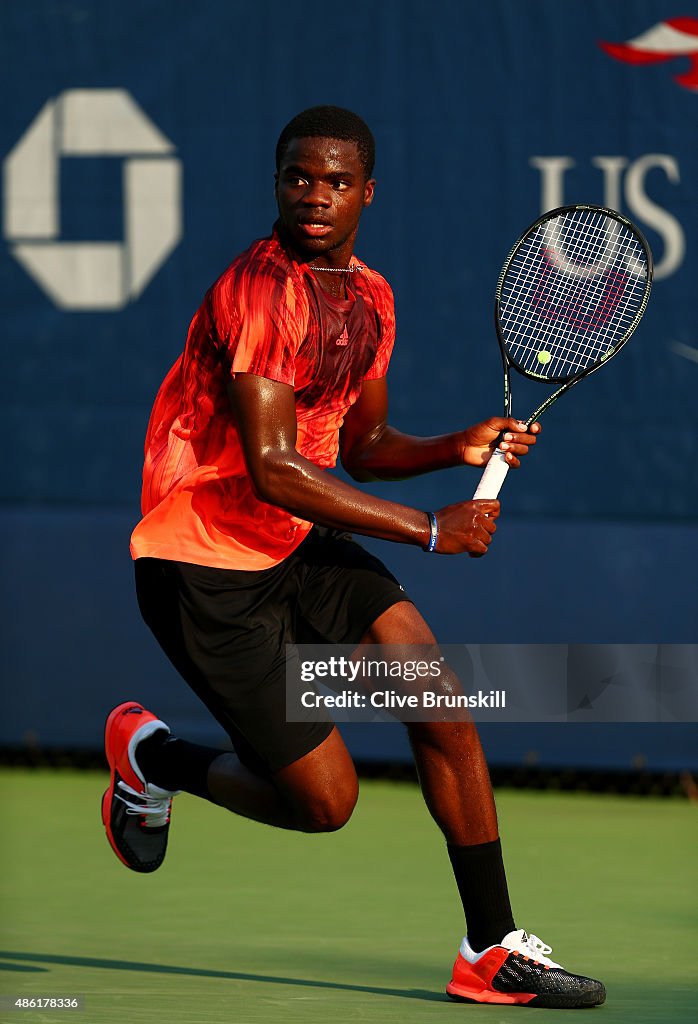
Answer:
[{"left": 1, "top": 1, "right": 696, "bottom": 768}]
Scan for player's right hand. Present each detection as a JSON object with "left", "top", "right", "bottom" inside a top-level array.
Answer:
[{"left": 433, "top": 500, "right": 500, "bottom": 556}]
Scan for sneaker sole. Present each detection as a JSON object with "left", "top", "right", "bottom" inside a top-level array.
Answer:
[
  {"left": 446, "top": 983, "right": 536, "bottom": 1006},
  {"left": 446, "top": 984, "right": 606, "bottom": 1009}
]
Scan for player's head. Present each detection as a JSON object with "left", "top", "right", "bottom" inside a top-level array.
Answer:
[
  {"left": 275, "top": 106, "right": 376, "bottom": 262},
  {"left": 276, "top": 106, "right": 375, "bottom": 181}
]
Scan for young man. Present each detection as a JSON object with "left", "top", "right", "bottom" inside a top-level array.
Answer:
[{"left": 103, "top": 106, "right": 605, "bottom": 1009}]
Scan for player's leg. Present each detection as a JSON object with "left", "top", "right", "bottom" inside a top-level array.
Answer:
[
  {"left": 360, "top": 601, "right": 513, "bottom": 945},
  {"left": 102, "top": 555, "right": 360, "bottom": 871},
  {"left": 103, "top": 703, "right": 358, "bottom": 872},
  {"left": 205, "top": 726, "right": 358, "bottom": 832},
  {"left": 360, "top": 601, "right": 500, "bottom": 838},
  {"left": 361, "top": 600, "right": 605, "bottom": 1008},
  {"left": 293, "top": 532, "right": 519, "bottom": 956}
]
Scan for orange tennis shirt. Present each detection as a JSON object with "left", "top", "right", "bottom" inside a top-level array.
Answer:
[{"left": 130, "top": 228, "right": 396, "bottom": 570}]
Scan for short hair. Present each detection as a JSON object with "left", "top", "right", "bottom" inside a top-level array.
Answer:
[{"left": 275, "top": 105, "right": 375, "bottom": 179}]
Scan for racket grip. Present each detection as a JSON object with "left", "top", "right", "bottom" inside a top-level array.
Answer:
[{"left": 473, "top": 449, "right": 510, "bottom": 500}]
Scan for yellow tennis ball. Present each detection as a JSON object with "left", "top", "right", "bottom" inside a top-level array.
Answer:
[{"left": 537, "top": 350, "right": 552, "bottom": 365}]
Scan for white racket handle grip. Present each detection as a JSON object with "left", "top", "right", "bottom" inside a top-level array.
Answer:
[{"left": 473, "top": 449, "right": 510, "bottom": 500}]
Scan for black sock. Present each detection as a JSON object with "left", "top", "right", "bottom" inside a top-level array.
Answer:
[
  {"left": 135, "top": 731, "right": 222, "bottom": 801},
  {"left": 447, "top": 838, "right": 516, "bottom": 953}
]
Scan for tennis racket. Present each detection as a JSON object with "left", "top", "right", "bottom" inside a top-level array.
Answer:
[{"left": 473, "top": 204, "right": 653, "bottom": 500}]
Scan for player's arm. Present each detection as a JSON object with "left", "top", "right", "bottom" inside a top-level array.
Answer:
[
  {"left": 227, "top": 373, "right": 498, "bottom": 555},
  {"left": 339, "top": 376, "right": 540, "bottom": 482}
]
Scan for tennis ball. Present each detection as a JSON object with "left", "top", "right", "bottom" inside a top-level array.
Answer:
[{"left": 537, "top": 350, "right": 552, "bottom": 365}]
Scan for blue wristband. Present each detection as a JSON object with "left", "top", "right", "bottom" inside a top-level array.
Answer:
[{"left": 425, "top": 511, "right": 438, "bottom": 553}]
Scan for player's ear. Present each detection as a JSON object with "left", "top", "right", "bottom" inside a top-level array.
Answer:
[
  {"left": 363, "top": 178, "right": 376, "bottom": 207},
  {"left": 274, "top": 172, "right": 279, "bottom": 198}
]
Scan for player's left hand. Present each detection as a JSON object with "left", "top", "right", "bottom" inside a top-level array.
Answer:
[{"left": 459, "top": 417, "right": 541, "bottom": 468}]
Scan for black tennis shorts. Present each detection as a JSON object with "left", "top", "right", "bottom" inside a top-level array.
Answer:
[{"left": 135, "top": 527, "right": 410, "bottom": 775}]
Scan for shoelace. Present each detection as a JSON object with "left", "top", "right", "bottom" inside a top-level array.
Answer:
[
  {"left": 115, "top": 780, "right": 172, "bottom": 828},
  {"left": 521, "top": 934, "right": 553, "bottom": 958},
  {"left": 512, "top": 933, "right": 557, "bottom": 967}
]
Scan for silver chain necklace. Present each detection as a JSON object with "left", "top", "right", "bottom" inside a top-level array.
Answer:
[{"left": 309, "top": 262, "right": 363, "bottom": 273}]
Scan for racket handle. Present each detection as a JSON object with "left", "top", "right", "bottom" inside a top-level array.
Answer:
[{"left": 473, "top": 448, "right": 510, "bottom": 500}]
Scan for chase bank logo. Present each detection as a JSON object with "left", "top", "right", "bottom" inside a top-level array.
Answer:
[{"left": 3, "top": 89, "right": 182, "bottom": 310}]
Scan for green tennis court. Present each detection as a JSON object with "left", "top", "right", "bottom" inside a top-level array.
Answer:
[{"left": 1, "top": 769, "right": 696, "bottom": 1023}]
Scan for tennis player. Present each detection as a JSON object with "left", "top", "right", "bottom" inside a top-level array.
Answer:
[{"left": 102, "top": 106, "right": 605, "bottom": 1009}]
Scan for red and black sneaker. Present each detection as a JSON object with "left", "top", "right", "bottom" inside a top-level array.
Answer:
[
  {"left": 101, "top": 701, "right": 178, "bottom": 873},
  {"left": 446, "top": 928, "right": 606, "bottom": 1009}
]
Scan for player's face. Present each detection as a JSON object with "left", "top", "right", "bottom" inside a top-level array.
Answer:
[{"left": 275, "top": 137, "right": 375, "bottom": 263}]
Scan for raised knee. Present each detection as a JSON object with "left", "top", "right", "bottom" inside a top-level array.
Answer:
[{"left": 296, "top": 782, "right": 358, "bottom": 833}]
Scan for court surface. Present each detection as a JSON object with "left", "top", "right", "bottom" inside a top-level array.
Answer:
[{"left": 1, "top": 769, "right": 696, "bottom": 1023}]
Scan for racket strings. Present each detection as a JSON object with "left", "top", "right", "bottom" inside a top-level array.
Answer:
[
  {"left": 505, "top": 224, "right": 641, "bottom": 375},
  {"left": 499, "top": 209, "right": 648, "bottom": 380},
  {"left": 507, "top": 212, "right": 644, "bottom": 352},
  {"left": 537, "top": 213, "right": 644, "bottom": 374},
  {"left": 502, "top": 217, "right": 645, "bottom": 377}
]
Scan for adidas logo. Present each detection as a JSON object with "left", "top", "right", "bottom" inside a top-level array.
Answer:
[{"left": 336, "top": 324, "right": 349, "bottom": 346}]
